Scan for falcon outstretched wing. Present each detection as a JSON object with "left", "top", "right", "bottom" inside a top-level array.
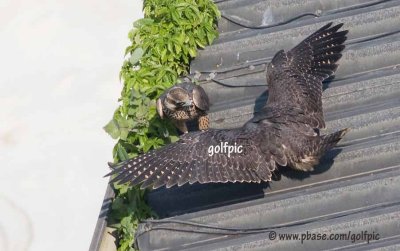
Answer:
[
  {"left": 106, "top": 124, "right": 285, "bottom": 189},
  {"left": 265, "top": 22, "right": 348, "bottom": 129}
]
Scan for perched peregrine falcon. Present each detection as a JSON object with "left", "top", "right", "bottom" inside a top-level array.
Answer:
[
  {"left": 107, "top": 22, "right": 349, "bottom": 189},
  {"left": 156, "top": 82, "right": 210, "bottom": 133}
]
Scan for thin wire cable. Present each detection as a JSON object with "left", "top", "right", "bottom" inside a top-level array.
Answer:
[
  {"left": 191, "top": 28, "right": 400, "bottom": 88},
  {"left": 220, "top": 0, "right": 394, "bottom": 30},
  {"left": 194, "top": 60, "right": 268, "bottom": 76},
  {"left": 194, "top": 0, "right": 397, "bottom": 86},
  {"left": 213, "top": 0, "right": 230, "bottom": 3},
  {"left": 137, "top": 200, "right": 400, "bottom": 237},
  {"left": 322, "top": 0, "right": 394, "bottom": 16},
  {"left": 210, "top": 77, "right": 266, "bottom": 88},
  {"left": 221, "top": 12, "right": 320, "bottom": 30},
  {"left": 191, "top": 28, "right": 400, "bottom": 81},
  {"left": 346, "top": 28, "right": 400, "bottom": 46}
]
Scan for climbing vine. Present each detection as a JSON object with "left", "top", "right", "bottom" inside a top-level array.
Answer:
[{"left": 103, "top": 1, "right": 220, "bottom": 250}]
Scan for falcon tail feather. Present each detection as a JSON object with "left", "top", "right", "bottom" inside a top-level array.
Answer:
[{"left": 320, "top": 128, "right": 350, "bottom": 153}]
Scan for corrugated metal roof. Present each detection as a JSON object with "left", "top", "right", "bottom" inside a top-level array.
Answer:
[{"left": 135, "top": 0, "right": 400, "bottom": 250}]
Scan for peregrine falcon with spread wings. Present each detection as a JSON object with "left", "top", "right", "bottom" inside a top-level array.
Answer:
[
  {"left": 156, "top": 82, "right": 210, "bottom": 133},
  {"left": 107, "top": 22, "right": 349, "bottom": 189}
]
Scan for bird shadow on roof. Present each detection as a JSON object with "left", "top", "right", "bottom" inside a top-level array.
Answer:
[
  {"left": 253, "top": 90, "right": 268, "bottom": 113},
  {"left": 323, "top": 75, "right": 336, "bottom": 91},
  {"left": 274, "top": 148, "right": 342, "bottom": 181},
  {"left": 147, "top": 181, "right": 269, "bottom": 218}
]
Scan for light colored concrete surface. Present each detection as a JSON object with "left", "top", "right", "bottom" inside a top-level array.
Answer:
[{"left": 0, "top": 1, "right": 143, "bottom": 250}]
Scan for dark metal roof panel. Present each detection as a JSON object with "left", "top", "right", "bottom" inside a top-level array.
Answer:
[
  {"left": 136, "top": 0, "right": 400, "bottom": 250},
  {"left": 215, "top": 0, "right": 397, "bottom": 36},
  {"left": 139, "top": 170, "right": 400, "bottom": 250},
  {"left": 193, "top": 1, "right": 400, "bottom": 72}
]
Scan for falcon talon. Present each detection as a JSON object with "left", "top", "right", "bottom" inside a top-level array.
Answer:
[{"left": 107, "top": 22, "right": 350, "bottom": 189}]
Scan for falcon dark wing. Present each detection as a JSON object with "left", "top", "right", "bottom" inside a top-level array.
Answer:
[
  {"left": 106, "top": 123, "right": 283, "bottom": 189},
  {"left": 264, "top": 22, "right": 348, "bottom": 129}
]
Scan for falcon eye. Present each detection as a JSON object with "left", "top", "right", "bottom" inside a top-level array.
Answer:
[{"left": 177, "top": 102, "right": 187, "bottom": 106}]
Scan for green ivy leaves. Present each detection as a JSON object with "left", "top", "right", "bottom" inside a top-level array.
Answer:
[
  {"left": 104, "top": 1, "right": 220, "bottom": 250},
  {"left": 104, "top": 113, "right": 135, "bottom": 141},
  {"left": 129, "top": 47, "right": 144, "bottom": 65}
]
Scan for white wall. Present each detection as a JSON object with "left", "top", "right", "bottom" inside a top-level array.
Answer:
[{"left": 0, "top": 1, "right": 143, "bottom": 250}]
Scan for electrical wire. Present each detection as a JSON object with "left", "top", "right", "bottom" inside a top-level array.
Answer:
[
  {"left": 189, "top": 27, "right": 400, "bottom": 88},
  {"left": 322, "top": 0, "right": 394, "bottom": 16},
  {"left": 190, "top": 28, "right": 400, "bottom": 81},
  {"left": 220, "top": 0, "right": 394, "bottom": 30},
  {"left": 209, "top": 76, "right": 267, "bottom": 88},
  {"left": 137, "top": 200, "right": 400, "bottom": 237},
  {"left": 190, "top": 0, "right": 398, "bottom": 87},
  {"left": 221, "top": 12, "right": 320, "bottom": 30},
  {"left": 346, "top": 28, "right": 400, "bottom": 46},
  {"left": 213, "top": 0, "right": 231, "bottom": 3}
]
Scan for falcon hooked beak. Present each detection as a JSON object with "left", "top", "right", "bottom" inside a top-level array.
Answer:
[{"left": 180, "top": 100, "right": 193, "bottom": 107}]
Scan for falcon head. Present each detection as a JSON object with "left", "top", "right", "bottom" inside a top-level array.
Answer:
[
  {"left": 156, "top": 82, "right": 210, "bottom": 120},
  {"left": 156, "top": 86, "right": 193, "bottom": 118},
  {"left": 165, "top": 87, "right": 193, "bottom": 109}
]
